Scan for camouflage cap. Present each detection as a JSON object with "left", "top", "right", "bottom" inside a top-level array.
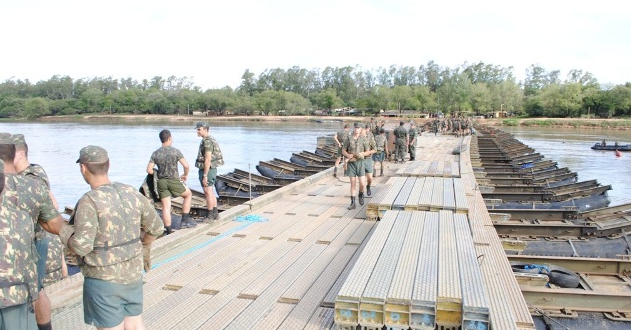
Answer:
[
  {"left": 76, "top": 145, "right": 109, "bottom": 163},
  {"left": 195, "top": 122, "right": 209, "bottom": 129},
  {"left": 12, "top": 134, "right": 26, "bottom": 147},
  {"left": 0, "top": 159, "right": 3, "bottom": 174},
  {"left": 353, "top": 122, "right": 361, "bottom": 128},
  {"left": 0, "top": 132, "right": 12, "bottom": 145}
]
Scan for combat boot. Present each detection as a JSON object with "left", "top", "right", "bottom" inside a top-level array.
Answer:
[
  {"left": 164, "top": 226, "right": 172, "bottom": 236},
  {"left": 366, "top": 185, "right": 372, "bottom": 197},
  {"left": 347, "top": 197, "right": 356, "bottom": 210},
  {"left": 333, "top": 167, "right": 338, "bottom": 178},
  {"left": 212, "top": 207, "right": 219, "bottom": 221},
  {"left": 380, "top": 167, "right": 384, "bottom": 177},
  {"left": 358, "top": 192, "right": 365, "bottom": 206},
  {"left": 181, "top": 213, "right": 197, "bottom": 228}
]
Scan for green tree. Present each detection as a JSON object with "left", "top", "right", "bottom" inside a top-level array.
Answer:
[{"left": 23, "top": 97, "right": 50, "bottom": 119}]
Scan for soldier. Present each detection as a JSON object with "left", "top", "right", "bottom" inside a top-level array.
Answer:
[
  {"left": 147, "top": 129, "right": 195, "bottom": 233},
  {"left": 12, "top": 134, "right": 68, "bottom": 289},
  {"left": 333, "top": 124, "right": 349, "bottom": 178},
  {"left": 372, "top": 128, "right": 388, "bottom": 177},
  {"left": 408, "top": 122, "right": 419, "bottom": 161},
  {"left": 0, "top": 134, "right": 64, "bottom": 330},
  {"left": 393, "top": 121, "right": 409, "bottom": 163},
  {"left": 342, "top": 123, "right": 369, "bottom": 210},
  {"left": 58, "top": 145, "right": 163, "bottom": 329},
  {"left": 195, "top": 122, "right": 224, "bottom": 222},
  {"left": 362, "top": 124, "right": 377, "bottom": 196},
  {"left": 0, "top": 158, "right": 40, "bottom": 330}
]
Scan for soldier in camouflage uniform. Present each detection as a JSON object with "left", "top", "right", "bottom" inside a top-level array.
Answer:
[
  {"left": 147, "top": 129, "right": 195, "bottom": 233},
  {"left": 58, "top": 145, "right": 163, "bottom": 329},
  {"left": 342, "top": 123, "right": 370, "bottom": 210},
  {"left": 195, "top": 122, "right": 225, "bottom": 222},
  {"left": 372, "top": 128, "right": 388, "bottom": 177},
  {"left": 0, "top": 134, "right": 64, "bottom": 330},
  {"left": 407, "top": 122, "right": 419, "bottom": 161},
  {"left": 361, "top": 125, "right": 377, "bottom": 196},
  {"left": 0, "top": 158, "right": 40, "bottom": 330},
  {"left": 393, "top": 121, "right": 409, "bottom": 163},
  {"left": 333, "top": 124, "right": 349, "bottom": 178}
]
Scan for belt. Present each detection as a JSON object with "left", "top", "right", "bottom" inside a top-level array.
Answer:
[{"left": 93, "top": 237, "right": 141, "bottom": 251}]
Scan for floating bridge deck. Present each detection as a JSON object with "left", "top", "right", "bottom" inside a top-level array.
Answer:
[{"left": 47, "top": 131, "right": 533, "bottom": 329}]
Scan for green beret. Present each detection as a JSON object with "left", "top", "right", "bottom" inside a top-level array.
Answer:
[{"left": 76, "top": 145, "right": 109, "bottom": 163}]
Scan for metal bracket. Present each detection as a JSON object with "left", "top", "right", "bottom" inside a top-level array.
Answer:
[{"left": 604, "top": 311, "right": 631, "bottom": 322}]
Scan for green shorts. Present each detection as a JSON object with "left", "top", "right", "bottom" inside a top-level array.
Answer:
[
  {"left": 364, "top": 157, "right": 374, "bottom": 174},
  {"left": 347, "top": 160, "right": 366, "bottom": 177},
  {"left": 199, "top": 167, "right": 218, "bottom": 186},
  {"left": 0, "top": 303, "right": 37, "bottom": 330},
  {"left": 336, "top": 146, "right": 343, "bottom": 158},
  {"left": 157, "top": 178, "right": 186, "bottom": 198},
  {"left": 372, "top": 151, "right": 385, "bottom": 162},
  {"left": 83, "top": 277, "right": 143, "bottom": 328}
]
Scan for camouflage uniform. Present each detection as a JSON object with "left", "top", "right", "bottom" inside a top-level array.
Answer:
[
  {"left": 150, "top": 146, "right": 186, "bottom": 199},
  {"left": 195, "top": 134, "right": 224, "bottom": 186},
  {"left": 393, "top": 124, "right": 408, "bottom": 162},
  {"left": 343, "top": 134, "right": 369, "bottom": 178},
  {"left": 335, "top": 128, "right": 349, "bottom": 157},
  {"left": 372, "top": 134, "right": 387, "bottom": 162},
  {"left": 67, "top": 182, "right": 163, "bottom": 284},
  {"left": 364, "top": 132, "right": 376, "bottom": 175},
  {"left": 1, "top": 159, "right": 39, "bottom": 328},
  {"left": 408, "top": 125, "right": 418, "bottom": 161}
]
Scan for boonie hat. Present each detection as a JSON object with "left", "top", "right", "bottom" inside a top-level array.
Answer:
[
  {"left": 76, "top": 145, "right": 109, "bottom": 163},
  {"left": 195, "top": 122, "right": 209, "bottom": 129},
  {"left": 12, "top": 134, "right": 26, "bottom": 147}
]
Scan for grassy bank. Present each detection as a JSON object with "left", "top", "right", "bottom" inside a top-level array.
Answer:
[{"left": 488, "top": 118, "right": 631, "bottom": 130}]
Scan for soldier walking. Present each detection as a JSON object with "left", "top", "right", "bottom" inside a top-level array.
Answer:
[
  {"left": 147, "top": 129, "right": 195, "bottom": 233},
  {"left": 393, "top": 121, "right": 408, "bottom": 163},
  {"left": 58, "top": 145, "right": 163, "bottom": 329},
  {"left": 373, "top": 128, "right": 388, "bottom": 177},
  {"left": 333, "top": 124, "right": 349, "bottom": 177},
  {"left": 195, "top": 122, "right": 224, "bottom": 222},
  {"left": 342, "top": 123, "right": 369, "bottom": 210},
  {"left": 408, "top": 122, "right": 419, "bottom": 161}
]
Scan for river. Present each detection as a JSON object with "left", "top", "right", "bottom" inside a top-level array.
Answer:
[{"left": 1, "top": 121, "right": 630, "bottom": 209}]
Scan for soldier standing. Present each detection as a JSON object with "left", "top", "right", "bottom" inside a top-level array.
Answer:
[
  {"left": 147, "top": 129, "right": 195, "bottom": 233},
  {"left": 373, "top": 128, "right": 388, "bottom": 177},
  {"left": 58, "top": 145, "right": 163, "bottom": 329},
  {"left": 0, "top": 159, "right": 41, "bottom": 330},
  {"left": 333, "top": 124, "right": 349, "bottom": 178},
  {"left": 0, "top": 134, "right": 64, "bottom": 330},
  {"left": 342, "top": 123, "right": 369, "bottom": 210},
  {"left": 195, "top": 122, "right": 224, "bottom": 222},
  {"left": 393, "top": 121, "right": 409, "bottom": 163},
  {"left": 362, "top": 124, "right": 377, "bottom": 196},
  {"left": 408, "top": 122, "right": 418, "bottom": 161}
]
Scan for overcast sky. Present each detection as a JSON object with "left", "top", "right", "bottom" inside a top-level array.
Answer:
[{"left": 1, "top": 0, "right": 629, "bottom": 89}]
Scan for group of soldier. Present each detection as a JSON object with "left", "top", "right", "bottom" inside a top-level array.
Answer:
[
  {"left": 427, "top": 117, "right": 473, "bottom": 137},
  {"left": 1, "top": 121, "right": 225, "bottom": 330}
]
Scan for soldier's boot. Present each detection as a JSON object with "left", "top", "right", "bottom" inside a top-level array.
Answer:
[
  {"left": 366, "top": 185, "right": 372, "bottom": 197},
  {"left": 358, "top": 192, "right": 365, "bottom": 206},
  {"left": 347, "top": 197, "right": 356, "bottom": 210},
  {"left": 164, "top": 226, "right": 172, "bottom": 235},
  {"left": 181, "top": 213, "right": 197, "bottom": 228},
  {"left": 380, "top": 167, "right": 384, "bottom": 177},
  {"left": 333, "top": 167, "right": 338, "bottom": 178},
  {"left": 212, "top": 207, "right": 219, "bottom": 221}
]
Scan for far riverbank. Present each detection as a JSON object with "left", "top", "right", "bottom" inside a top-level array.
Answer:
[{"left": 29, "top": 114, "right": 631, "bottom": 130}]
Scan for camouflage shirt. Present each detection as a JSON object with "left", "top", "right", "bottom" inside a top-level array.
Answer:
[
  {"left": 68, "top": 182, "right": 163, "bottom": 284},
  {"left": 393, "top": 125, "right": 408, "bottom": 141},
  {"left": 366, "top": 134, "right": 376, "bottom": 152},
  {"left": 409, "top": 127, "right": 418, "bottom": 142},
  {"left": 343, "top": 135, "right": 370, "bottom": 159},
  {"left": 20, "top": 164, "right": 50, "bottom": 189},
  {"left": 335, "top": 129, "right": 348, "bottom": 145},
  {"left": 195, "top": 135, "right": 224, "bottom": 169},
  {"left": 150, "top": 146, "right": 184, "bottom": 180},
  {"left": 375, "top": 135, "right": 387, "bottom": 152},
  {"left": 42, "top": 233, "right": 64, "bottom": 286},
  {"left": 0, "top": 203, "right": 38, "bottom": 308},
  {"left": 3, "top": 174, "right": 60, "bottom": 241}
]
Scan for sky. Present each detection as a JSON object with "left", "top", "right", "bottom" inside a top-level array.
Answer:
[{"left": 1, "top": 0, "right": 630, "bottom": 89}]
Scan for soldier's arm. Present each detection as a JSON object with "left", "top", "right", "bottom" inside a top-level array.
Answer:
[
  {"left": 63, "top": 198, "right": 99, "bottom": 256},
  {"left": 146, "top": 161, "right": 155, "bottom": 175},
  {"left": 140, "top": 196, "right": 165, "bottom": 239},
  {"left": 40, "top": 214, "right": 63, "bottom": 235},
  {"left": 179, "top": 157, "right": 189, "bottom": 179}
]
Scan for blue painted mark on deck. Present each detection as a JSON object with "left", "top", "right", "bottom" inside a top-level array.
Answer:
[{"left": 147, "top": 215, "right": 267, "bottom": 271}]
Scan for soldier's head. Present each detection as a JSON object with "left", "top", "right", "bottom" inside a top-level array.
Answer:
[
  {"left": 159, "top": 129, "right": 172, "bottom": 144},
  {"left": 399, "top": 121, "right": 404, "bottom": 126},
  {"left": 196, "top": 122, "right": 210, "bottom": 137},
  {"left": 0, "top": 133, "right": 16, "bottom": 167},
  {"left": 76, "top": 145, "right": 110, "bottom": 178},
  {"left": 353, "top": 122, "right": 362, "bottom": 135},
  {"left": 343, "top": 124, "right": 349, "bottom": 129},
  {"left": 380, "top": 128, "right": 385, "bottom": 135}
]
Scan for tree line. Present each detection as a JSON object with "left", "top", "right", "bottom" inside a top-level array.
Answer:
[{"left": 1, "top": 62, "right": 630, "bottom": 119}]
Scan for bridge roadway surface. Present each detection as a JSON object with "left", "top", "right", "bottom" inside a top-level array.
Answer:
[{"left": 46, "top": 131, "right": 532, "bottom": 329}]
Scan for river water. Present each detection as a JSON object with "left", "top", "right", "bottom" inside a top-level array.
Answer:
[
  {"left": 1, "top": 121, "right": 630, "bottom": 209},
  {"left": 0, "top": 120, "right": 342, "bottom": 209}
]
